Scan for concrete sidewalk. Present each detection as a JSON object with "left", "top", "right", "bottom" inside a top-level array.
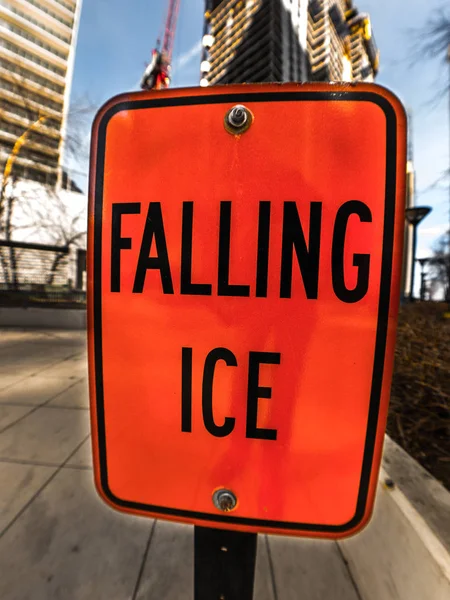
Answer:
[{"left": 0, "top": 330, "right": 362, "bottom": 600}]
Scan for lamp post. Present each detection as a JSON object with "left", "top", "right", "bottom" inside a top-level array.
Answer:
[
  {"left": 405, "top": 206, "right": 432, "bottom": 301},
  {"left": 417, "top": 257, "right": 429, "bottom": 301}
]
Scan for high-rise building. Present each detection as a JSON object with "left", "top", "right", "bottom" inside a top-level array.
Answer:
[
  {"left": 200, "top": 0, "right": 378, "bottom": 86},
  {"left": 0, "top": 0, "right": 82, "bottom": 188}
]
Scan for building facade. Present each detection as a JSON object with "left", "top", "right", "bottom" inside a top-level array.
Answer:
[
  {"left": 0, "top": 0, "right": 82, "bottom": 188},
  {"left": 200, "top": 0, "right": 378, "bottom": 86}
]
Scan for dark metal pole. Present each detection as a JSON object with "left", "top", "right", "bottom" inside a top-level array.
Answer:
[
  {"left": 420, "top": 269, "right": 426, "bottom": 301},
  {"left": 409, "top": 223, "right": 418, "bottom": 301},
  {"left": 194, "top": 526, "right": 257, "bottom": 600}
]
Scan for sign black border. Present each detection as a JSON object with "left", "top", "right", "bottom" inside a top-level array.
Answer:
[{"left": 92, "top": 89, "right": 398, "bottom": 533}]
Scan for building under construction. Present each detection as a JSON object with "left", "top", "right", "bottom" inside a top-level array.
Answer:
[{"left": 200, "top": 0, "right": 379, "bottom": 86}]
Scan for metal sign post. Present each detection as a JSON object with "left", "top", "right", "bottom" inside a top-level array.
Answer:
[{"left": 194, "top": 527, "right": 257, "bottom": 600}]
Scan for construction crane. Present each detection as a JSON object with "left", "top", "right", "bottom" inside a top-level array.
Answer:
[{"left": 140, "top": 0, "right": 181, "bottom": 91}]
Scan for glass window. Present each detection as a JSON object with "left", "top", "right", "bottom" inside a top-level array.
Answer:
[
  {"left": 4, "top": 2, "right": 72, "bottom": 43},
  {"left": 0, "top": 39, "right": 66, "bottom": 76},
  {"left": 0, "top": 19, "right": 68, "bottom": 59},
  {"left": 22, "top": 0, "right": 74, "bottom": 28}
]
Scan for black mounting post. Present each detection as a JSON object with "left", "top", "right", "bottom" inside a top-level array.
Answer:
[{"left": 194, "top": 526, "right": 257, "bottom": 600}]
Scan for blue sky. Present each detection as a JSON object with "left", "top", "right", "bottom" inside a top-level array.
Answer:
[{"left": 68, "top": 0, "right": 449, "bottom": 265}]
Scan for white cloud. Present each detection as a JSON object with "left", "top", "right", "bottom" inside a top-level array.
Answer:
[
  {"left": 173, "top": 41, "right": 202, "bottom": 71},
  {"left": 419, "top": 224, "right": 448, "bottom": 237}
]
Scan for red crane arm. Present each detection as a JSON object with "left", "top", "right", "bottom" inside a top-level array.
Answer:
[{"left": 162, "top": 0, "right": 181, "bottom": 63}]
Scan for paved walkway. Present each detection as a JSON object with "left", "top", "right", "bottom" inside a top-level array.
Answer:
[{"left": 0, "top": 330, "right": 362, "bottom": 600}]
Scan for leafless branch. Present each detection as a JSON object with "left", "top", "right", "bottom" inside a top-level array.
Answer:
[
  {"left": 408, "top": 6, "right": 450, "bottom": 102},
  {"left": 410, "top": 9, "right": 450, "bottom": 63}
]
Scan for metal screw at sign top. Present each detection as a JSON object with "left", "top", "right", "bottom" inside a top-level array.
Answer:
[
  {"left": 224, "top": 105, "right": 253, "bottom": 135},
  {"left": 213, "top": 489, "right": 237, "bottom": 512}
]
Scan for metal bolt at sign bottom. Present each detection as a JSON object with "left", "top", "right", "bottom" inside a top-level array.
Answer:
[
  {"left": 224, "top": 104, "right": 253, "bottom": 135},
  {"left": 213, "top": 488, "right": 237, "bottom": 512}
]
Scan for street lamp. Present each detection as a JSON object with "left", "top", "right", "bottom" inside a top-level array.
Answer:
[{"left": 405, "top": 206, "right": 432, "bottom": 301}]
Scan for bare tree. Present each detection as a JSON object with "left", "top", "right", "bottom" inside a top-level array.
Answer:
[
  {"left": 63, "top": 92, "right": 94, "bottom": 170},
  {"left": 410, "top": 6, "right": 450, "bottom": 100},
  {"left": 17, "top": 183, "right": 86, "bottom": 247},
  {"left": 413, "top": 9, "right": 450, "bottom": 61},
  {"left": 0, "top": 67, "right": 91, "bottom": 291},
  {"left": 414, "top": 8, "right": 450, "bottom": 61},
  {"left": 11, "top": 181, "right": 86, "bottom": 287},
  {"left": 410, "top": 6, "right": 450, "bottom": 301}
]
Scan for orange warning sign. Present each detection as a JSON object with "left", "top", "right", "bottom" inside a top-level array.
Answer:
[{"left": 88, "top": 84, "right": 406, "bottom": 538}]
